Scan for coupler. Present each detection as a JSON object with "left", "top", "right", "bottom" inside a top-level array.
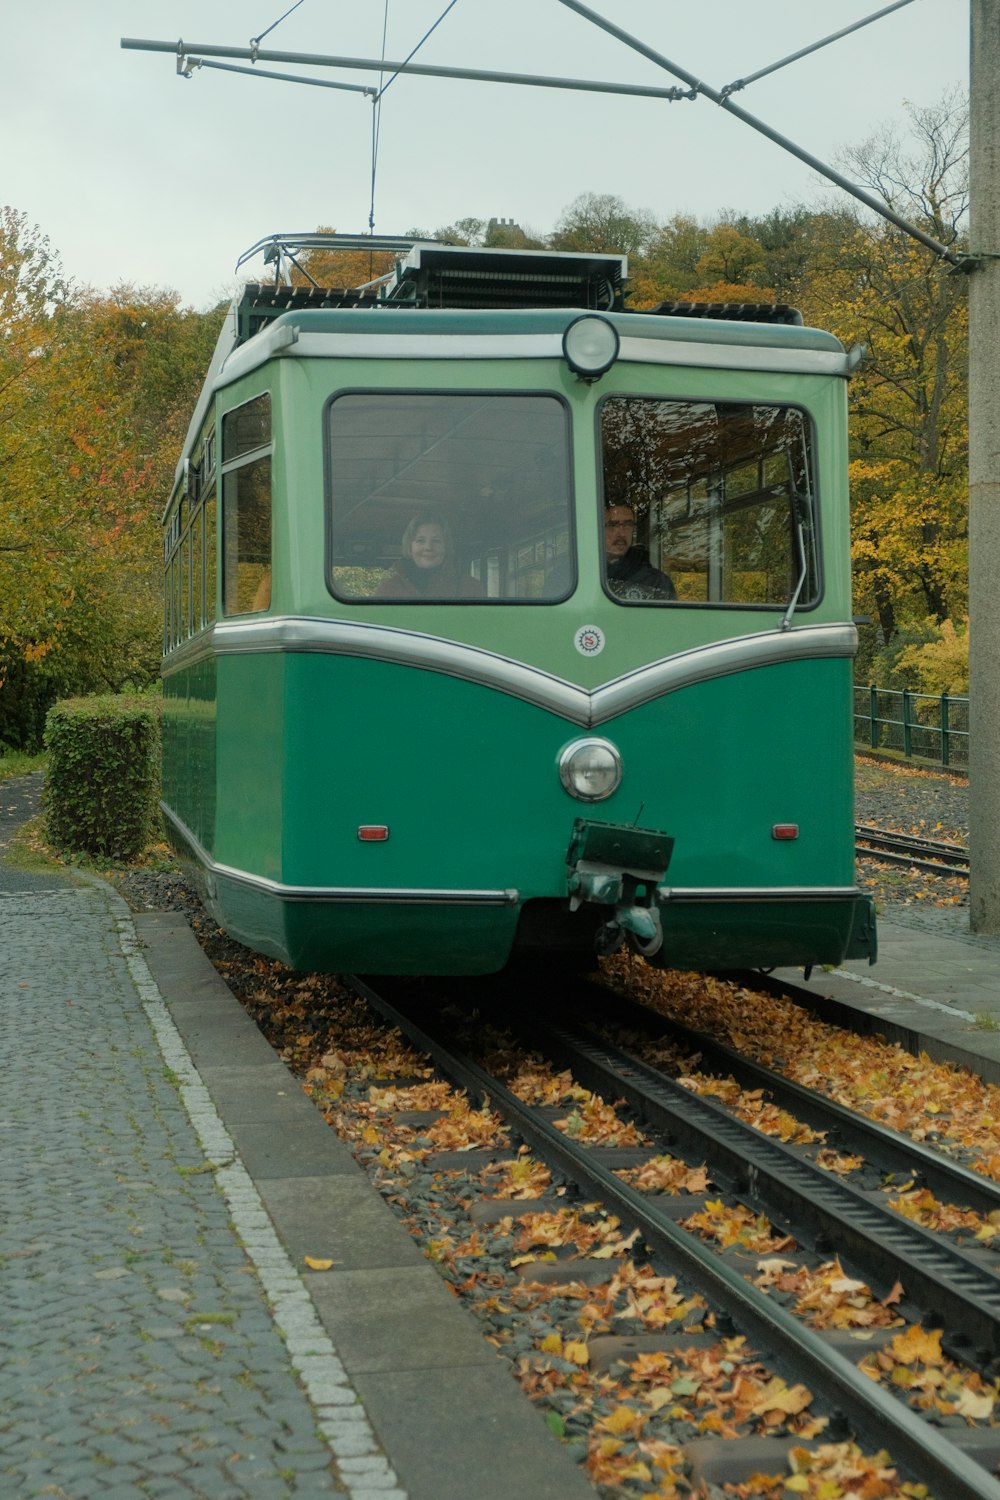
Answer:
[{"left": 566, "top": 818, "right": 674, "bottom": 959}]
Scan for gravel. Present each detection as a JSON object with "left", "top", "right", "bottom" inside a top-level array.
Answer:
[
  {"left": 852, "top": 756, "right": 975, "bottom": 939},
  {"left": 853, "top": 756, "right": 968, "bottom": 842}
]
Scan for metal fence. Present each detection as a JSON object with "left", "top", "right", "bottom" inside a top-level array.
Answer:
[{"left": 853, "top": 685, "right": 969, "bottom": 769}]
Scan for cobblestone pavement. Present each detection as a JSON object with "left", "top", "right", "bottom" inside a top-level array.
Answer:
[
  {"left": 0, "top": 776, "right": 601, "bottom": 1500},
  {"left": 0, "top": 856, "right": 401, "bottom": 1498}
]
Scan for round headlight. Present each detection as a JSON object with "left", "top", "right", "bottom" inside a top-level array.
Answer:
[
  {"left": 558, "top": 737, "right": 623, "bottom": 802},
  {"left": 562, "top": 315, "right": 620, "bottom": 381}
]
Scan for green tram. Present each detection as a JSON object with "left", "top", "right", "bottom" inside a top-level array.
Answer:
[{"left": 161, "top": 235, "right": 876, "bottom": 976}]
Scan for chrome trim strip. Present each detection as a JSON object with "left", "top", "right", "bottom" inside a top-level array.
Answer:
[
  {"left": 659, "top": 885, "right": 863, "bottom": 904},
  {"left": 229, "top": 329, "right": 853, "bottom": 379},
  {"left": 163, "top": 630, "right": 217, "bottom": 672},
  {"left": 162, "top": 805, "right": 519, "bottom": 907},
  {"left": 618, "top": 335, "right": 850, "bottom": 377},
  {"left": 590, "top": 625, "right": 856, "bottom": 722},
  {"left": 294, "top": 330, "right": 559, "bottom": 361},
  {"left": 163, "top": 806, "right": 859, "bottom": 912},
  {"left": 218, "top": 874, "right": 522, "bottom": 905},
  {"left": 192, "top": 308, "right": 850, "bottom": 431},
  {"left": 212, "top": 617, "right": 857, "bottom": 727}
]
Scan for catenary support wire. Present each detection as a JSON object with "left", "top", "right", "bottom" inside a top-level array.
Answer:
[
  {"left": 376, "top": 0, "right": 461, "bottom": 101},
  {"left": 553, "top": 0, "right": 967, "bottom": 267},
  {"left": 370, "top": 1, "right": 461, "bottom": 237},
  {"left": 124, "top": 2, "right": 969, "bottom": 269},
  {"left": 369, "top": 2, "right": 391, "bottom": 235},
  {"left": 250, "top": 0, "right": 307, "bottom": 57},
  {"left": 719, "top": 0, "right": 915, "bottom": 96}
]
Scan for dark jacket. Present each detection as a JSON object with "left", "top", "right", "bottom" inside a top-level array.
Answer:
[{"left": 606, "top": 547, "right": 676, "bottom": 602}]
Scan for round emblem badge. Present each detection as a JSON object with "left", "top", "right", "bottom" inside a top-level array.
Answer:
[{"left": 574, "top": 624, "right": 605, "bottom": 657}]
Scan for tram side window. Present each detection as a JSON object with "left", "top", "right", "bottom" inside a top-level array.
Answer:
[
  {"left": 191, "top": 504, "right": 203, "bottom": 633},
  {"left": 222, "top": 394, "right": 271, "bottom": 462},
  {"left": 222, "top": 458, "right": 272, "bottom": 615},
  {"left": 204, "top": 491, "right": 217, "bottom": 626},
  {"left": 164, "top": 547, "right": 176, "bottom": 650},
  {"left": 162, "top": 429, "right": 218, "bottom": 649},
  {"left": 163, "top": 497, "right": 183, "bottom": 651},
  {"left": 600, "top": 397, "right": 819, "bottom": 608},
  {"left": 327, "top": 393, "right": 573, "bottom": 603},
  {"left": 180, "top": 527, "right": 191, "bottom": 640},
  {"left": 221, "top": 394, "right": 272, "bottom": 616}
]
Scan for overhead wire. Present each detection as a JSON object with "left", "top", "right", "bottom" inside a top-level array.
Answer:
[
  {"left": 369, "top": 1, "right": 392, "bottom": 237},
  {"left": 376, "top": 0, "right": 461, "bottom": 100},
  {"left": 368, "top": 0, "right": 462, "bottom": 238},
  {"left": 718, "top": 0, "right": 915, "bottom": 97},
  {"left": 140, "top": 0, "right": 956, "bottom": 269}
]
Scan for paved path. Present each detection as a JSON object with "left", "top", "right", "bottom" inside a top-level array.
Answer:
[
  {"left": 774, "top": 905, "right": 1000, "bottom": 1086},
  {"left": 1, "top": 874, "right": 358, "bottom": 1499},
  {"left": 0, "top": 779, "right": 593, "bottom": 1500},
  {"left": 9, "top": 771, "right": 1000, "bottom": 1498}
]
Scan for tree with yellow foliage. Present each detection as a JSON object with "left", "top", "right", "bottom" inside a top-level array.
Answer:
[
  {"left": 0, "top": 207, "right": 222, "bottom": 747},
  {"left": 815, "top": 92, "right": 969, "bottom": 677}
]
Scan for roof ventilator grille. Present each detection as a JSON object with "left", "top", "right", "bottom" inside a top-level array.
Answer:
[
  {"left": 388, "top": 254, "right": 624, "bottom": 311},
  {"left": 649, "top": 300, "right": 804, "bottom": 326}
]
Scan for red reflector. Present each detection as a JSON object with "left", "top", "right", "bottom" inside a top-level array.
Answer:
[
  {"left": 772, "top": 824, "right": 799, "bottom": 841},
  {"left": 357, "top": 825, "right": 389, "bottom": 842}
]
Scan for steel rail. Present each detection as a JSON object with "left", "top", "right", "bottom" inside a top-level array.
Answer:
[
  {"left": 857, "top": 823, "right": 969, "bottom": 865},
  {"left": 351, "top": 976, "right": 1000, "bottom": 1499},
  {"left": 856, "top": 824, "right": 970, "bottom": 877},
  {"left": 582, "top": 978, "right": 1000, "bottom": 1217},
  {"left": 519, "top": 1011, "right": 1000, "bottom": 1360}
]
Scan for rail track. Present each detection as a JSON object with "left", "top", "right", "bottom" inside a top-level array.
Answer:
[
  {"left": 856, "top": 823, "right": 969, "bottom": 877},
  {"left": 351, "top": 974, "right": 1000, "bottom": 1499}
]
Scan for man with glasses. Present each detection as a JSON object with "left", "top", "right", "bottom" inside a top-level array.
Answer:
[{"left": 603, "top": 504, "right": 676, "bottom": 602}]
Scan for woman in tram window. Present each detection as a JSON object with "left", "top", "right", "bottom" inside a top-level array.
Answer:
[{"left": 374, "top": 512, "right": 486, "bottom": 600}]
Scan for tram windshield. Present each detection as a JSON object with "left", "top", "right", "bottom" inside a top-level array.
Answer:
[
  {"left": 600, "top": 397, "right": 819, "bottom": 608},
  {"left": 328, "top": 392, "right": 573, "bottom": 602}
]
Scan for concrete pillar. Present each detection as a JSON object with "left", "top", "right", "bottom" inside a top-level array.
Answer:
[{"left": 969, "top": 0, "right": 1000, "bottom": 931}]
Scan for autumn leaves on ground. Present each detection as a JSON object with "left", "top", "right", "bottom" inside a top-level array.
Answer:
[
  {"left": 4, "top": 722, "right": 965, "bottom": 1498},
  {"left": 190, "top": 883, "right": 1000, "bottom": 1500}
]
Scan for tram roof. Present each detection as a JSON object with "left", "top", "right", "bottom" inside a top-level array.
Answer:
[
  {"left": 234, "top": 240, "right": 631, "bottom": 342},
  {"left": 174, "top": 237, "right": 845, "bottom": 483},
  {"left": 230, "top": 236, "right": 805, "bottom": 345}
]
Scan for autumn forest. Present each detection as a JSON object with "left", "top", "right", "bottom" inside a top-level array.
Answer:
[{"left": 0, "top": 92, "right": 969, "bottom": 750}]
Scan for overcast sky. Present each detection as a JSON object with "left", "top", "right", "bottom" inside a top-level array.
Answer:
[{"left": 5, "top": 1, "right": 969, "bottom": 309}]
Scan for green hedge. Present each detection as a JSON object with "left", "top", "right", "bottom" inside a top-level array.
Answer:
[{"left": 44, "top": 695, "right": 161, "bottom": 860}]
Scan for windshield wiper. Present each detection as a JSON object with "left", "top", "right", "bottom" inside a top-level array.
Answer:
[{"left": 780, "top": 490, "right": 811, "bottom": 631}]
